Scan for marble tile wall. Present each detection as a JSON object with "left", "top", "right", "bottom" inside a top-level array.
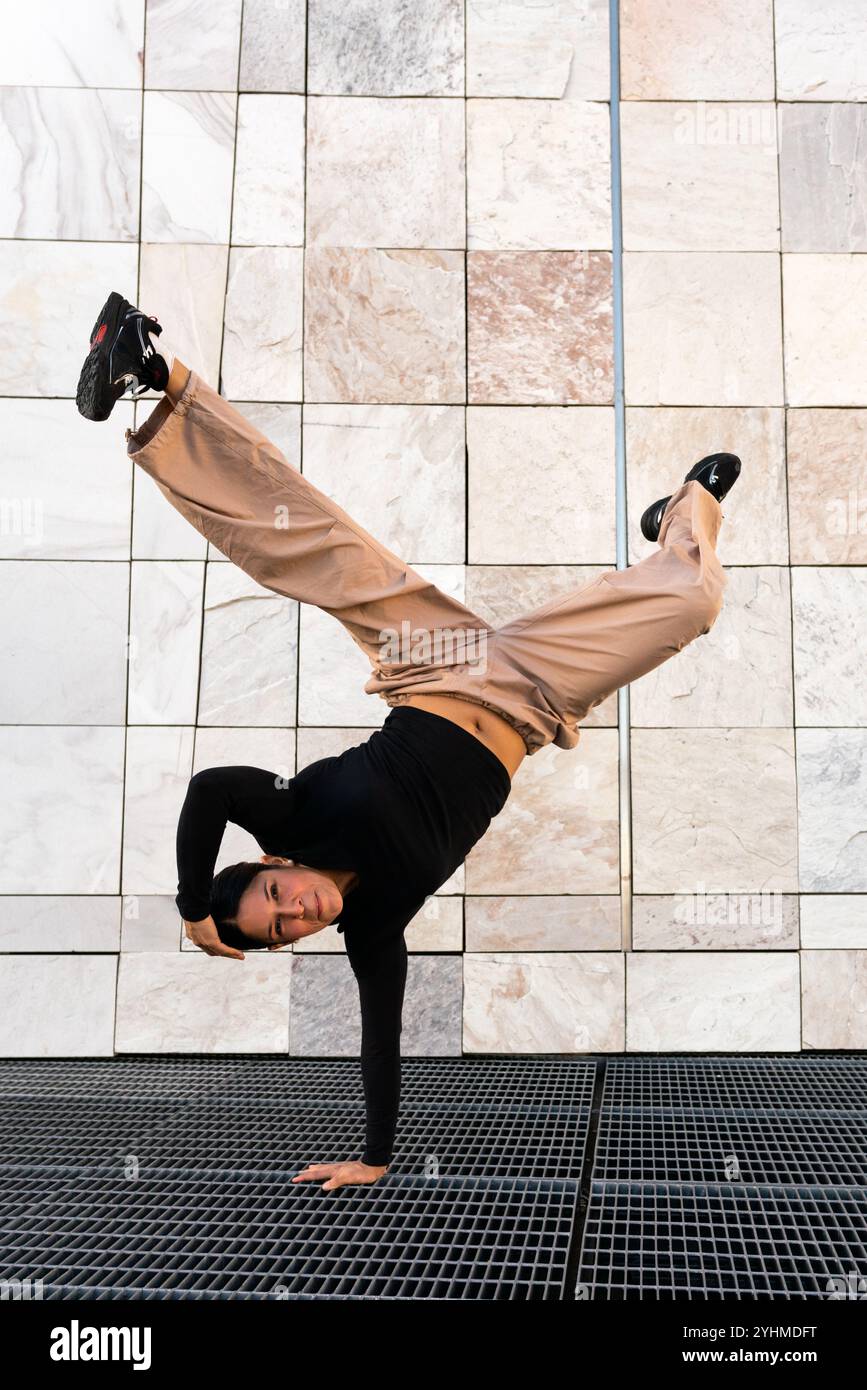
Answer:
[{"left": 0, "top": 1, "right": 864, "bottom": 1060}]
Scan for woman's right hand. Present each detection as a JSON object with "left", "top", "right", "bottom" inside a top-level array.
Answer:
[{"left": 183, "top": 914, "right": 245, "bottom": 961}]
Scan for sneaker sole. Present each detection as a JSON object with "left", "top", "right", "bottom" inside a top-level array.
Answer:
[{"left": 75, "top": 290, "right": 131, "bottom": 422}]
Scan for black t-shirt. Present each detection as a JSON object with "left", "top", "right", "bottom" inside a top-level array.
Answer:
[{"left": 174, "top": 705, "right": 513, "bottom": 1165}]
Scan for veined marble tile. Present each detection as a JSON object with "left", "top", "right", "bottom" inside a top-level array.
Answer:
[
  {"left": 304, "top": 248, "right": 466, "bottom": 404},
  {"left": 621, "top": 102, "right": 779, "bottom": 252},
  {"left": 779, "top": 105, "right": 867, "bottom": 252},
  {"left": 405, "top": 894, "right": 463, "bottom": 951},
  {"left": 468, "top": 251, "right": 613, "bottom": 404},
  {"left": 465, "top": 732, "right": 620, "bottom": 895},
  {"left": 308, "top": 0, "right": 463, "bottom": 96},
  {"left": 0, "top": 561, "right": 128, "bottom": 723},
  {"left": 787, "top": 409, "right": 867, "bottom": 564},
  {"left": 0, "top": 398, "right": 132, "bottom": 559},
  {"left": 463, "top": 952, "right": 625, "bottom": 1052},
  {"left": 291, "top": 954, "right": 463, "bottom": 1055},
  {"left": 626, "top": 407, "right": 788, "bottom": 565},
  {"left": 630, "top": 567, "right": 794, "bottom": 728},
  {"left": 775, "top": 0, "right": 867, "bottom": 101},
  {"left": 116, "top": 951, "right": 291, "bottom": 1052},
  {"left": 302, "top": 404, "right": 464, "bottom": 564},
  {"left": 191, "top": 726, "right": 297, "bottom": 871},
  {"left": 467, "top": 99, "right": 611, "bottom": 251},
  {"left": 232, "top": 95, "right": 305, "bottom": 246},
  {"left": 465, "top": 895, "right": 621, "bottom": 950},
  {"left": 620, "top": 0, "right": 774, "bottom": 99},
  {"left": 0, "top": 88, "right": 140, "bottom": 240},
  {"left": 627, "top": 952, "right": 800, "bottom": 1050},
  {"left": 624, "top": 252, "right": 784, "bottom": 405},
  {"left": 467, "top": 0, "right": 610, "bottom": 100},
  {"left": 633, "top": 893, "right": 798, "bottom": 950},
  {"left": 132, "top": 470, "right": 209, "bottom": 561},
  {"left": 801, "top": 896, "right": 867, "bottom": 949},
  {"left": 128, "top": 561, "right": 204, "bottom": 724},
  {"left": 802, "top": 950, "right": 867, "bottom": 1048},
  {"left": 122, "top": 726, "right": 195, "bottom": 895},
  {"left": 120, "top": 894, "right": 183, "bottom": 952},
  {"left": 0, "top": 1, "right": 144, "bottom": 87},
  {"left": 145, "top": 0, "right": 243, "bottom": 90},
  {"left": 239, "top": 0, "right": 306, "bottom": 92},
  {"left": 0, "top": 956, "right": 117, "bottom": 1056},
  {"left": 0, "top": 240, "right": 139, "bottom": 396},
  {"left": 0, "top": 726, "right": 125, "bottom": 893},
  {"left": 798, "top": 730, "right": 867, "bottom": 891},
  {"left": 199, "top": 565, "right": 298, "bottom": 727},
  {"left": 793, "top": 567, "right": 867, "bottom": 726},
  {"left": 307, "top": 96, "right": 465, "bottom": 248},
  {"left": 141, "top": 91, "right": 236, "bottom": 243},
  {"left": 783, "top": 254, "right": 867, "bottom": 406},
  {"left": 0, "top": 897, "right": 121, "bottom": 952},
  {"left": 632, "top": 728, "right": 798, "bottom": 894},
  {"left": 138, "top": 242, "right": 230, "bottom": 405},
  {"left": 221, "top": 247, "right": 303, "bottom": 401},
  {"left": 465, "top": 565, "right": 617, "bottom": 727},
  {"left": 467, "top": 405, "right": 615, "bottom": 562}
]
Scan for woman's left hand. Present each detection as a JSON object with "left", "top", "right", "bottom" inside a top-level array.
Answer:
[{"left": 291, "top": 1160, "right": 388, "bottom": 1191}]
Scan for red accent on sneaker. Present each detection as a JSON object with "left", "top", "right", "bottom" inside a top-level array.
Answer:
[{"left": 90, "top": 323, "right": 108, "bottom": 349}]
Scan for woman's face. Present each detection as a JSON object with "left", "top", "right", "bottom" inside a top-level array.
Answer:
[{"left": 233, "top": 861, "right": 344, "bottom": 947}]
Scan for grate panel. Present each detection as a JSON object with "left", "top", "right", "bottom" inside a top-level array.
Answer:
[{"left": 602, "top": 1056, "right": 867, "bottom": 1113}]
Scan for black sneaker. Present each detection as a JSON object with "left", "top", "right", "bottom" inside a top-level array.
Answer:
[
  {"left": 75, "top": 291, "right": 171, "bottom": 422},
  {"left": 640, "top": 452, "right": 742, "bottom": 542}
]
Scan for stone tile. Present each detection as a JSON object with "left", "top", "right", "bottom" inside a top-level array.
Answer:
[
  {"left": 783, "top": 254, "right": 867, "bottom": 406},
  {"left": 0, "top": 727, "right": 125, "bottom": 893},
  {"left": 798, "top": 730, "right": 867, "bottom": 891},
  {"left": 793, "top": 568, "right": 867, "bottom": 726},
  {"left": 0, "top": 88, "right": 140, "bottom": 240},
  {"left": 787, "top": 409, "right": 867, "bottom": 564},
  {"left": 620, "top": 0, "right": 775, "bottom": 100},
  {"left": 116, "top": 951, "right": 291, "bottom": 1051},
  {"left": 627, "top": 952, "right": 800, "bottom": 1050},
  {"left": 465, "top": 895, "right": 621, "bottom": 950},
  {"left": 145, "top": 0, "right": 243, "bottom": 90},
  {"left": 239, "top": 0, "right": 306, "bottom": 93},
  {"left": 626, "top": 407, "right": 788, "bottom": 565},
  {"left": 0, "top": 2, "right": 144, "bottom": 87},
  {"left": 621, "top": 102, "right": 779, "bottom": 251},
  {"left": 779, "top": 104, "right": 867, "bottom": 252},
  {"left": 633, "top": 893, "right": 799, "bottom": 950},
  {"left": 191, "top": 727, "right": 297, "bottom": 872},
  {"left": 291, "top": 953, "right": 463, "bottom": 1054},
  {"left": 0, "top": 398, "right": 132, "bottom": 559},
  {"left": 800, "top": 896, "right": 867, "bottom": 949},
  {"left": 0, "top": 561, "right": 129, "bottom": 723},
  {"left": 307, "top": 96, "right": 464, "bottom": 248},
  {"left": 775, "top": 0, "right": 867, "bottom": 101},
  {"left": 199, "top": 565, "right": 298, "bottom": 727},
  {"left": 467, "top": 0, "right": 610, "bottom": 101},
  {"left": 802, "top": 950, "right": 867, "bottom": 1048},
  {"left": 132, "top": 470, "right": 209, "bottom": 561},
  {"left": 632, "top": 729, "right": 798, "bottom": 894},
  {"left": 630, "top": 567, "right": 794, "bottom": 728},
  {"left": 136, "top": 242, "right": 229, "bottom": 407},
  {"left": 221, "top": 246, "right": 304, "bottom": 401},
  {"left": 308, "top": 0, "right": 463, "bottom": 96},
  {"left": 141, "top": 91, "right": 236, "bottom": 243},
  {"left": 128, "top": 561, "right": 203, "bottom": 724},
  {"left": 232, "top": 95, "right": 305, "bottom": 246},
  {"left": 405, "top": 895, "right": 463, "bottom": 951},
  {"left": 465, "top": 565, "right": 617, "bottom": 727},
  {"left": 122, "top": 726, "right": 195, "bottom": 895},
  {"left": 304, "top": 248, "right": 465, "bottom": 404},
  {"left": 624, "top": 252, "right": 784, "bottom": 405},
  {"left": 0, "top": 897, "right": 121, "bottom": 952},
  {"left": 302, "top": 404, "right": 465, "bottom": 564},
  {"left": 463, "top": 952, "right": 625, "bottom": 1052},
  {"left": 467, "top": 99, "right": 610, "bottom": 250},
  {"left": 0, "top": 956, "right": 117, "bottom": 1056},
  {"left": 121, "top": 895, "right": 183, "bottom": 952},
  {"left": 465, "top": 732, "right": 620, "bottom": 895},
  {"left": 0, "top": 240, "right": 138, "bottom": 396},
  {"left": 468, "top": 251, "right": 613, "bottom": 404}
]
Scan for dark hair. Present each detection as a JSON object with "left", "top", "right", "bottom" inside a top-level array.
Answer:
[{"left": 210, "top": 860, "right": 269, "bottom": 951}]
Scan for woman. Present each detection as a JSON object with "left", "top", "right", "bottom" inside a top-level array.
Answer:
[{"left": 77, "top": 292, "right": 740, "bottom": 1191}]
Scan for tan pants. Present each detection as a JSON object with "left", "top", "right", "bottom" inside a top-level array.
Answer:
[{"left": 126, "top": 369, "right": 727, "bottom": 756}]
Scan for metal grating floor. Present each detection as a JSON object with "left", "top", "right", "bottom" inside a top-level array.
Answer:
[{"left": 1, "top": 1055, "right": 865, "bottom": 1300}]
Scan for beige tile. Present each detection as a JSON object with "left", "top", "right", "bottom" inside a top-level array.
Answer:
[
  {"left": 468, "top": 251, "right": 613, "bottom": 404},
  {"left": 308, "top": 0, "right": 464, "bottom": 96},
  {"left": 633, "top": 893, "right": 798, "bottom": 950},
  {"left": 116, "top": 952, "right": 292, "bottom": 1052},
  {"left": 775, "top": 0, "right": 867, "bottom": 101},
  {"left": 627, "top": 952, "right": 800, "bottom": 1050},
  {"left": 405, "top": 895, "right": 463, "bottom": 951},
  {"left": 783, "top": 254, "right": 867, "bottom": 406},
  {"left": 624, "top": 252, "right": 784, "bottom": 405},
  {"left": 304, "top": 247, "right": 465, "bottom": 404},
  {"left": 620, "top": 0, "right": 775, "bottom": 100},
  {"left": 232, "top": 94, "right": 305, "bottom": 246},
  {"left": 779, "top": 104, "right": 867, "bottom": 252},
  {"left": 221, "top": 246, "right": 303, "bottom": 401},
  {"left": 632, "top": 728, "right": 798, "bottom": 893},
  {"left": 467, "top": 0, "right": 610, "bottom": 100},
  {"left": 787, "top": 409, "right": 867, "bottom": 563},
  {"left": 798, "top": 730, "right": 867, "bottom": 891},
  {"left": 463, "top": 951, "right": 625, "bottom": 1052},
  {"left": 800, "top": 896, "right": 867, "bottom": 949},
  {"left": 793, "top": 567, "right": 867, "bottom": 725},
  {"left": 802, "top": 950, "right": 867, "bottom": 1048},
  {"left": 138, "top": 241, "right": 229, "bottom": 399},
  {"left": 466, "top": 895, "right": 621, "bottom": 950}
]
